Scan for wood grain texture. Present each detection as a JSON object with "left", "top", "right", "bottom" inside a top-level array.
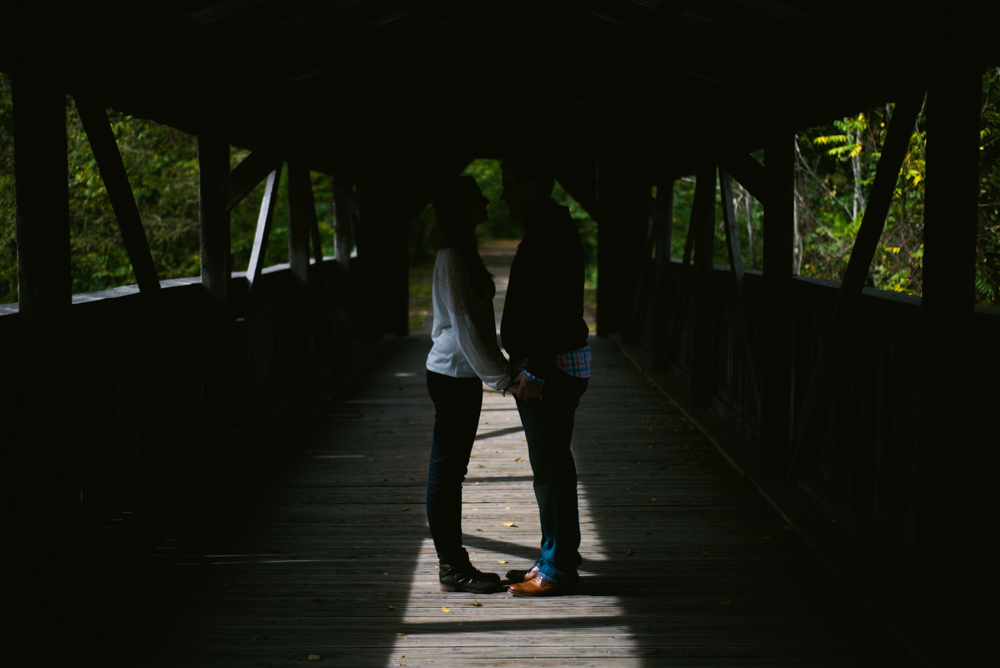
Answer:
[{"left": 130, "top": 246, "right": 916, "bottom": 668}]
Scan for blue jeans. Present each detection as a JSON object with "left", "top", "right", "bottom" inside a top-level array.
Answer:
[
  {"left": 426, "top": 370, "right": 483, "bottom": 565},
  {"left": 516, "top": 369, "right": 588, "bottom": 584}
]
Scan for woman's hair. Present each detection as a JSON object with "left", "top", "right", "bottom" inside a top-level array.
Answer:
[{"left": 433, "top": 176, "right": 495, "bottom": 300}]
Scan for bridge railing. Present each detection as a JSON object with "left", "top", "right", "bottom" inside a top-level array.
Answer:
[{"left": 628, "top": 255, "right": 1000, "bottom": 575}]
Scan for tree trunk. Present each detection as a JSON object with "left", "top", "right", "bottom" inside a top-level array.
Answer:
[{"left": 852, "top": 127, "right": 864, "bottom": 220}]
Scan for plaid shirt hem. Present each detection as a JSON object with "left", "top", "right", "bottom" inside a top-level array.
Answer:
[{"left": 514, "top": 345, "right": 592, "bottom": 383}]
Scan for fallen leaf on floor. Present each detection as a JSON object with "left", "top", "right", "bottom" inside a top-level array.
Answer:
[
  {"left": 475, "top": 465, "right": 485, "bottom": 468},
  {"left": 503, "top": 522, "right": 517, "bottom": 527},
  {"left": 493, "top": 449, "right": 498, "bottom": 453},
  {"left": 442, "top": 606, "right": 454, "bottom": 613},
  {"left": 288, "top": 653, "right": 298, "bottom": 658},
  {"left": 395, "top": 456, "right": 401, "bottom": 460},
  {"left": 590, "top": 440, "right": 600, "bottom": 445},
  {"left": 396, "top": 632, "right": 407, "bottom": 636},
  {"left": 521, "top": 439, "right": 527, "bottom": 442},
  {"left": 650, "top": 497, "right": 658, "bottom": 501},
  {"left": 353, "top": 546, "right": 363, "bottom": 550},
  {"left": 399, "top": 507, "right": 410, "bottom": 511},
  {"left": 699, "top": 547, "right": 714, "bottom": 557},
  {"left": 476, "top": 528, "right": 483, "bottom": 531},
  {"left": 514, "top": 494, "right": 524, "bottom": 497},
  {"left": 721, "top": 600, "right": 731, "bottom": 605},
  {"left": 626, "top": 548, "right": 634, "bottom": 555},
  {"left": 497, "top": 560, "right": 508, "bottom": 564},
  {"left": 469, "top": 600, "right": 483, "bottom": 606},
  {"left": 388, "top": 605, "right": 397, "bottom": 610},
  {"left": 655, "top": 465, "right": 665, "bottom": 469},
  {"left": 505, "top": 507, "right": 511, "bottom": 510},
  {"left": 514, "top": 458, "right": 523, "bottom": 462},
  {"left": 308, "top": 654, "right": 321, "bottom": 661}
]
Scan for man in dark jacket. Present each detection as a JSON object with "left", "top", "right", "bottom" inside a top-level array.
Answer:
[{"left": 500, "top": 156, "right": 591, "bottom": 597}]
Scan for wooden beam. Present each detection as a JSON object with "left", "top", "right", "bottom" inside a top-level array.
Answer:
[
  {"left": 200, "top": 134, "right": 231, "bottom": 302},
  {"left": 651, "top": 177, "right": 674, "bottom": 370},
  {"left": 918, "top": 63, "right": 982, "bottom": 661},
  {"left": 198, "top": 131, "right": 232, "bottom": 464},
  {"left": 720, "top": 168, "right": 761, "bottom": 416},
  {"left": 11, "top": 72, "right": 76, "bottom": 658},
  {"left": 13, "top": 74, "right": 70, "bottom": 315},
  {"left": 658, "top": 181, "right": 699, "bottom": 369},
  {"left": 288, "top": 163, "right": 315, "bottom": 400},
  {"left": 783, "top": 91, "right": 923, "bottom": 480},
  {"left": 627, "top": 203, "right": 656, "bottom": 342},
  {"left": 75, "top": 96, "right": 162, "bottom": 296},
  {"left": 226, "top": 148, "right": 281, "bottom": 212},
  {"left": 718, "top": 152, "right": 767, "bottom": 206},
  {"left": 759, "top": 125, "right": 796, "bottom": 476},
  {"left": 246, "top": 167, "right": 282, "bottom": 296},
  {"left": 690, "top": 165, "right": 716, "bottom": 407}
]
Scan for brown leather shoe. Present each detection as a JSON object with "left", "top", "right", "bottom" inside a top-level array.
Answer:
[
  {"left": 508, "top": 575, "right": 571, "bottom": 597},
  {"left": 505, "top": 564, "right": 539, "bottom": 583}
]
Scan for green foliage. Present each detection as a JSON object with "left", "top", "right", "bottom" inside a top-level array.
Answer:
[
  {"left": 1, "top": 69, "right": 998, "bottom": 309},
  {"left": 0, "top": 69, "right": 339, "bottom": 304}
]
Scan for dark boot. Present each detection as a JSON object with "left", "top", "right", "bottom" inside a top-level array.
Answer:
[{"left": 438, "top": 562, "right": 503, "bottom": 593}]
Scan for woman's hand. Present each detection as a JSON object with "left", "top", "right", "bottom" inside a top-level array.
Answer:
[{"left": 513, "top": 372, "right": 543, "bottom": 401}]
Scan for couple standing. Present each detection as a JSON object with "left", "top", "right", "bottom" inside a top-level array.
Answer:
[{"left": 424, "top": 157, "right": 591, "bottom": 597}]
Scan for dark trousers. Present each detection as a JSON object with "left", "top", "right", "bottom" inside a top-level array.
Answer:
[
  {"left": 515, "top": 369, "right": 588, "bottom": 584},
  {"left": 425, "top": 370, "right": 483, "bottom": 565}
]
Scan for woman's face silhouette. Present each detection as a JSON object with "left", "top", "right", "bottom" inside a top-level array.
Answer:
[{"left": 466, "top": 182, "right": 490, "bottom": 226}]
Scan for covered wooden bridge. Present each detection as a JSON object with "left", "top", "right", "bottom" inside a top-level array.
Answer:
[{"left": 3, "top": 2, "right": 997, "bottom": 666}]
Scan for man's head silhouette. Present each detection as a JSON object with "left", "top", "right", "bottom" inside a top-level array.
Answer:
[{"left": 500, "top": 156, "right": 555, "bottom": 219}]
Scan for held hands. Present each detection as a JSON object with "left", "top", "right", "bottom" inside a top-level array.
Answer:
[{"left": 513, "top": 371, "right": 543, "bottom": 401}]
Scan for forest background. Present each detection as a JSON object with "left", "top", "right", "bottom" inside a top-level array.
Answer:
[{"left": 1, "top": 69, "right": 998, "bottom": 319}]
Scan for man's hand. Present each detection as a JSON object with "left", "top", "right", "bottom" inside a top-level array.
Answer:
[
  {"left": 505, "top": 375, "right": 523, "bottom": 397},
  {"left": 514, "top": 372, "right": 543, "bottom": 401}
]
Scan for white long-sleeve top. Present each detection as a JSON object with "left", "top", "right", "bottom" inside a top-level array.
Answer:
[{"left": 426, "top": 248, "right": 512, "bottom": 391}]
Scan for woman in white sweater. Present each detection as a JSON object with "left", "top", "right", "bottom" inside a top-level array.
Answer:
[{"left": 425, "top": 176, "right": 519, "bottom": 594}]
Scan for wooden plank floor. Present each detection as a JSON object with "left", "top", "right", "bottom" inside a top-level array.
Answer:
[{"left": 135, "top": 246, "right": 917, "bottom": 668}]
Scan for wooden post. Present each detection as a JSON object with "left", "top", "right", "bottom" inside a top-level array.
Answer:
[
  {"left": 759, "top": 125, "right": 796, "bottom": 477},
  {"left": 14, "top": 76, "right": 70, "bottom": 317},
  {"left": 333, "top": 176, "right": 355, "bottom": 342},
  {"left": 651, "top": 177, "right": 674, "bottom": 369},
  {"left": 198, "top": 132, "right": 231, "bottom": 465},
  {"left": 597, "top": 158, "right": 646, "bottom": 337},
  {"left": 288, "top": 163, "right": 314, "bottom": 400},
  {"left": 720, "top": 169, "right": 761, "bottom": 416},
  {"left": 11, "top": 70, "right": 76, "bottom": 658},
  {"left": 596, "top": 158, "right": 616, "bottom": 336},
  {"left": 690, "top": 165, "right": 716, "bottom": 407},
  {"left": 659, "top": 178, "right": 700, "bottom": 369},
  {"left": 918, "top": 62, "right": 982, "bottom": 661}
]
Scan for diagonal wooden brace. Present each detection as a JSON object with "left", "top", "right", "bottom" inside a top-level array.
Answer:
[
  {"left": 75, "top": 96, "right": 162, "bottom": 296},
  {"left": 783, "top": 90, "right": 925, "bottom": 481}
]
